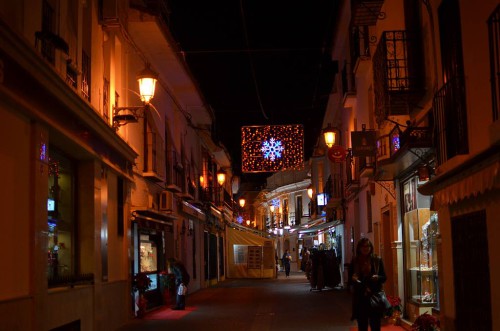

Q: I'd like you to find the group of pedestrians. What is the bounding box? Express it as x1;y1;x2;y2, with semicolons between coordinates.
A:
174;237;387;331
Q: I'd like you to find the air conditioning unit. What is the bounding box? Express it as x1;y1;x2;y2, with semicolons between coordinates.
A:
160;191;174;211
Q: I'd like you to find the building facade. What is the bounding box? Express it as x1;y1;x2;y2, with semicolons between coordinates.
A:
323;0;499;329
0;1;234;330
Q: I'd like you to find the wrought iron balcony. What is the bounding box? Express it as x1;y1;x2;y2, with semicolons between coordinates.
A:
143;131;165;182
376;125;433;180
342;61;356;107
345;150;360;195
166;150;183;192
433;75;469;166
350;25;372;73
359;156;375;178
373;30;425;125
199;186;233;211
351;0;385;26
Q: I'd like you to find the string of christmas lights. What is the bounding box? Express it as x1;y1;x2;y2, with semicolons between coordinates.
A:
241;124;304;172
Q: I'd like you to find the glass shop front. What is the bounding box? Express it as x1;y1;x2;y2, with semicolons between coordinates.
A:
402;176;439;321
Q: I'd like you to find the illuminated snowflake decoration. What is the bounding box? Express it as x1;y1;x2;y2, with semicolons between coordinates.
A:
261;138;284;161
236;215;243;224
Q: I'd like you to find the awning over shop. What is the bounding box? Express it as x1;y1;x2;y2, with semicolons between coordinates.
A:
180;201;206;221
132;209;176;231
418;146;500;207
210;205;223;219
226;226;276;279
298;219;341;236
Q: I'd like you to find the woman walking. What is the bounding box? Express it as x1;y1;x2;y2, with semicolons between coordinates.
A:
348;238;387;331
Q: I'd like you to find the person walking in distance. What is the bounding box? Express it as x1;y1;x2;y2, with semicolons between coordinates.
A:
348;238;387;331
300;246;310;273
282;249;292;278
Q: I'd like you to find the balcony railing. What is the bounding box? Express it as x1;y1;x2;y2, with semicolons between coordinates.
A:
199;186;232;211
433;75;468;166
351;25;371;69
359;156;375;178
373;30;424;125
342;61;356;103
346;151;360;190
488;5;500;121
351;0;385;26
143;131;165;182
166;150;183;192
375;125;433;179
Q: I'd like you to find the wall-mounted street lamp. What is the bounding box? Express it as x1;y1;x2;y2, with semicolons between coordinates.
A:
323;123;337;148
307;184;314;199
113;64;158;129
239;198;246;208
216;169;226;186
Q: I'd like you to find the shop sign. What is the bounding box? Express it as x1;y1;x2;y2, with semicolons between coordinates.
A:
351;131;377;157
328;145;347;163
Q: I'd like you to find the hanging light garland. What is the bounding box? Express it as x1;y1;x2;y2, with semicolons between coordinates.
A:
241;124;304;173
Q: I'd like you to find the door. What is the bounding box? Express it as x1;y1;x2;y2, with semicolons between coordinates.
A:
452;210;491;331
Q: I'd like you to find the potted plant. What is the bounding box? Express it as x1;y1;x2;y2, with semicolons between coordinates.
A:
159;271;176;305
132;272;152;318
386;295;403;324
411;312;440;331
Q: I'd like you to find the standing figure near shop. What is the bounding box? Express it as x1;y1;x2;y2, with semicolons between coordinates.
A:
172;279;187;310
348;238;387;331
300;246;310;273
168;258;190;310
282;249;292;278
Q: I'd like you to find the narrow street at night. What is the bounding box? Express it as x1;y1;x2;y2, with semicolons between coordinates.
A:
117;271;406;331
118;272;355;331
1;1;499;330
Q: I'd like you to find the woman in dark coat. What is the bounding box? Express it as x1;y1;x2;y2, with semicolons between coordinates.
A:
348;238;387;331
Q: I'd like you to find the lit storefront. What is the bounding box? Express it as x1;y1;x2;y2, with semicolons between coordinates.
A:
47;148;75;284
132;210;175;310
401;175;439;320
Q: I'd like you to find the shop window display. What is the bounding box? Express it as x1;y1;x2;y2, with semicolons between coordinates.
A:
403;178;439;318
140;234;159;290
47;149;75;282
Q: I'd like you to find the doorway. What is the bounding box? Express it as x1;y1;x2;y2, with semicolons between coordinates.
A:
452;210;491;330
381;207;395;296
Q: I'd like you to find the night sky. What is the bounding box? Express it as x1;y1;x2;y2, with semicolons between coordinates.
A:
167;0;339;186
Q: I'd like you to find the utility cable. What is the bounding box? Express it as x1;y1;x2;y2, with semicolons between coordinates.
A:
239;0;269;120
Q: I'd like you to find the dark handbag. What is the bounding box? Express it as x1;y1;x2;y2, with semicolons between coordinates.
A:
370;290;391;314
369;257;391;314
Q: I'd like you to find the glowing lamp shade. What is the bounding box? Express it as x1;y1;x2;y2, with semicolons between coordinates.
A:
270;205;275;213
307;185;313;199
216;169;226;186
137;65;158;104
239;198;246;208
323;124;336;148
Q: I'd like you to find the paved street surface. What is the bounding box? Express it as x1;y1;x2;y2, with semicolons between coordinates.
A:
117;271;356;331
